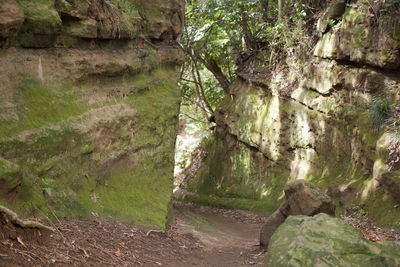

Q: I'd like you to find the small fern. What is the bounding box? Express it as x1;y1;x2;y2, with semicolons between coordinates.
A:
368;97;393;127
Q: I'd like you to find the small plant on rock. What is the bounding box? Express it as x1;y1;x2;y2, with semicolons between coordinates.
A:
368;97;393;128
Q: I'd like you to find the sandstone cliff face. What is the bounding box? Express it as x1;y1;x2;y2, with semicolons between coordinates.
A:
0;0;184;229
186;1;400;226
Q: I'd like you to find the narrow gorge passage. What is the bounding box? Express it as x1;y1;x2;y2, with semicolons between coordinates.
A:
1;0;400;266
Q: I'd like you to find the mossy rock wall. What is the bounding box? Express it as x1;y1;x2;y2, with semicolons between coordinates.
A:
0;0;184;229
185;1;400;226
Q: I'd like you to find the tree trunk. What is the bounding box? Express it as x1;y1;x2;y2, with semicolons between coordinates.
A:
201;57;231;94
260;0;269;22
240;8;258;51
278;0;285;20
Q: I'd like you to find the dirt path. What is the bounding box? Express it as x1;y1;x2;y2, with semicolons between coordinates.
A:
0;202;266;267
172;202;266;266
2;202;399;266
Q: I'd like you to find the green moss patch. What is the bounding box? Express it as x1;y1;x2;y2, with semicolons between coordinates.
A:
0;157;21;193
0;80;86;139
16;0;62;35
363;187;400;227
181;194;276;215
0;68;181;230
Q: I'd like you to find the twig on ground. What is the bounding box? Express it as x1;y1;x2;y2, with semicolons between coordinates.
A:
12;248;36;262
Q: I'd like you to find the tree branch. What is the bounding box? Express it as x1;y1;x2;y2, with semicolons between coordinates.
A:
240;7;258;51
182;112;208;124
198;56;231;94
182;95;211;122
181;78;201;85
191;57;215;114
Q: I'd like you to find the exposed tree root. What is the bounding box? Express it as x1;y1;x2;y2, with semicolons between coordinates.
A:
0;205;54;232
145;229;164;236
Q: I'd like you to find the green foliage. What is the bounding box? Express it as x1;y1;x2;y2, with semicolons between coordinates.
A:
184;0;276;70
177;156;189;170
327;18;338;28
368;98;393;127
181;0;317;128
180;69;225;109
182;0;271;126
380;0;400;12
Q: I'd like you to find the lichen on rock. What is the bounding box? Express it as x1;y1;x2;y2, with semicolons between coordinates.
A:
266;214;400;267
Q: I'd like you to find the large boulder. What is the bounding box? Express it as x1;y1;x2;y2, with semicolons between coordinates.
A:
266;214;400;267
260;179;335;247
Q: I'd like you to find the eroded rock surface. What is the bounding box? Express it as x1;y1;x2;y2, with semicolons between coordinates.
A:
185;0;400;227
0;0;184;229
314;3;400;69
0;0;24;45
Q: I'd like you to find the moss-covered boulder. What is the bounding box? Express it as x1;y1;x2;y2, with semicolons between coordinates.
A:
266;214;400;267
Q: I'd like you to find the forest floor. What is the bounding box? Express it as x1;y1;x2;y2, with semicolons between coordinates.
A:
1;201;400;267
0;201;266;267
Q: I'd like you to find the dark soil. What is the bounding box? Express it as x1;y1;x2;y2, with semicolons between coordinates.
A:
340;215;400;243
2;201;399;267
0;202;266;267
